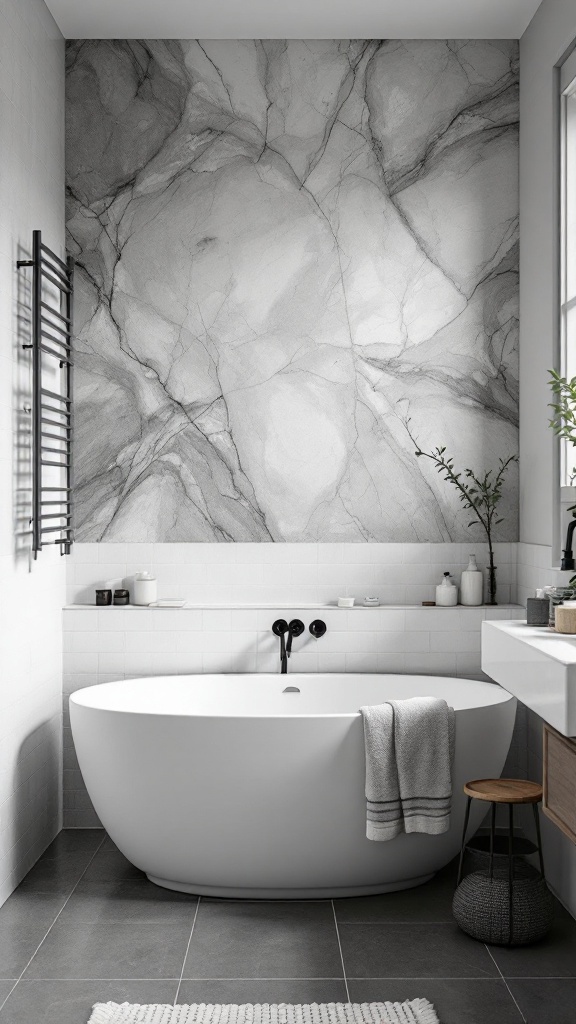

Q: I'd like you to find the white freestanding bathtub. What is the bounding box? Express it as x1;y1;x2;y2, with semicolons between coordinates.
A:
70;673;516;898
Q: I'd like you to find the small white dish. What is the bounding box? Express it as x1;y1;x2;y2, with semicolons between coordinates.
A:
151;599;187;608
338;597;355;607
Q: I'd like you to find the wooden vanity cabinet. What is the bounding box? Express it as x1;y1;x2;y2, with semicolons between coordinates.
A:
543;724;576;843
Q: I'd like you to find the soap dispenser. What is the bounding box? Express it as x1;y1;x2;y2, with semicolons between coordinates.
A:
436;571;458;607
460;554;483;606
132;571;157;606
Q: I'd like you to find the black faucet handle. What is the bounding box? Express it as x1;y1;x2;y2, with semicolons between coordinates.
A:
272;619;289;636
288;619;305;636
309;619;327;638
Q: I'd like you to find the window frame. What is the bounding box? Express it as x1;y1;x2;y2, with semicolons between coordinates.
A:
560;49;576;487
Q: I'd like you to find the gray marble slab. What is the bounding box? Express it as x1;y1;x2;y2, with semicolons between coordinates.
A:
66;39;519;542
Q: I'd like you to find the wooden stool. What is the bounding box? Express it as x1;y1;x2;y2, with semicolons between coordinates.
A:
457;778;545;945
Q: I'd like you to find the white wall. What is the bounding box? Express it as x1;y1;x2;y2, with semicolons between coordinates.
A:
520;0;576;547
520;0;576;918
67;541;517;608
0;0;65;904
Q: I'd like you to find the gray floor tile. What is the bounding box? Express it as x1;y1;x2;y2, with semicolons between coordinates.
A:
0;984;16;1008
335;865;457;924
48;830;105;854
81;845;145;883
178;980;349;1003
507;979;576;1023
183;901;343;980
15;845;101;895
59;879;197;924
0;980;177;1024
0;893;68;978
339;923;499;978
489;908;576;978
348;979;523;1024
23;918;191;980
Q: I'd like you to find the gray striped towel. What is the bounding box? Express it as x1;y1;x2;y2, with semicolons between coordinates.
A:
361;697;455;841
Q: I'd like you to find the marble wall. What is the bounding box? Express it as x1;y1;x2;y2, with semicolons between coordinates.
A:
66;39;519;543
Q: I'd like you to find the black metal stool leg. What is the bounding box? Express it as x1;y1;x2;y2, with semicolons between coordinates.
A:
508;803;514;945
532;802;545;880
457;796;472;885
489;802;496;879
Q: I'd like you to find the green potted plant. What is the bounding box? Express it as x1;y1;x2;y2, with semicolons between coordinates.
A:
407;423;517;605
549;369;576;484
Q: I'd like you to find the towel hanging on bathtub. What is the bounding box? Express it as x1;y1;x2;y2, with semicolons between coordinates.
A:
361;697;455;841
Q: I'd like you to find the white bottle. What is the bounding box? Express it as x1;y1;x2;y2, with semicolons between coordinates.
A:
460;554;483;606
132;571;157;606
436;571;458;607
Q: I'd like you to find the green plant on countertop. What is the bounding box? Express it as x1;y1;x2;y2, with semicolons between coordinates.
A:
406;422;518;605
549;369;576;488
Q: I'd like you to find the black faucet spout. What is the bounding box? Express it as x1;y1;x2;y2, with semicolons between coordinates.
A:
561;519;576;571
272;619;289;674
280;634;287;674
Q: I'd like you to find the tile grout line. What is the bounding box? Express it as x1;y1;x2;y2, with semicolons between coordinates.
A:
174;896;201;1005
6;977;351;983
336;920;454;926
8;975;571;982
331;900;350;1003
484;945;527;1023
3;975;558;981
0;834;107;1014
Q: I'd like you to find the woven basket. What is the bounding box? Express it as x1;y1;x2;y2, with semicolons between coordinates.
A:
452;869;554;946
463;834;535;878
464;842;537;880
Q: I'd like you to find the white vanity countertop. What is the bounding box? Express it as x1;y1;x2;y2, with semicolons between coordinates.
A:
484;619;576;663
482;619;576;736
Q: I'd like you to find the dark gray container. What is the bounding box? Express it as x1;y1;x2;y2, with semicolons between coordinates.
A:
526;597;550;626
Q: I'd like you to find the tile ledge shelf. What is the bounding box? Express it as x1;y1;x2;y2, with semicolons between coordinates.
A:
64;603;524;611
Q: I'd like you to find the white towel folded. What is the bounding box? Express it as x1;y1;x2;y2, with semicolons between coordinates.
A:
361;696;455;841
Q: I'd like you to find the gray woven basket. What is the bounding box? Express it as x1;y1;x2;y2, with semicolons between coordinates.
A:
453;869;554;946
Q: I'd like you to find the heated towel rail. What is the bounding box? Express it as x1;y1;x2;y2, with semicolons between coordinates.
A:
18;230;74;556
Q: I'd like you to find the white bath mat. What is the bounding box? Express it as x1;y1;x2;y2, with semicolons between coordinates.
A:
87;1001;440;1024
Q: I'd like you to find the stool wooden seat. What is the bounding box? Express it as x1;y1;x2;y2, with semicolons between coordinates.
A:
463;779;543;804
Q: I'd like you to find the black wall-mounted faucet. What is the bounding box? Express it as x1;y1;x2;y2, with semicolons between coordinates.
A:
272;619;305;673
561;520;576;570
272;618;327;673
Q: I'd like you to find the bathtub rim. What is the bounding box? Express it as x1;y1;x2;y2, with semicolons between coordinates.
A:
69;672;515;719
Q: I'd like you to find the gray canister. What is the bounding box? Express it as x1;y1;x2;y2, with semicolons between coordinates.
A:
526;597;550;626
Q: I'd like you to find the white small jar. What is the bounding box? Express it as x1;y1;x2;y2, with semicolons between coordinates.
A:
132;571;157;606
436;571;458;607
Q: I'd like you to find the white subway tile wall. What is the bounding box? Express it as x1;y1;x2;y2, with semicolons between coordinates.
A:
67;542;516;607
516;542;574;607
62;541;521;824
0;0;65;904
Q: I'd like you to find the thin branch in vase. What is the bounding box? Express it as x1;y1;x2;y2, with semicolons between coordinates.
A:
404;418;517;605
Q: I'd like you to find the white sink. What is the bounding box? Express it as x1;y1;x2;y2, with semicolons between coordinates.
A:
482;619;576;737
